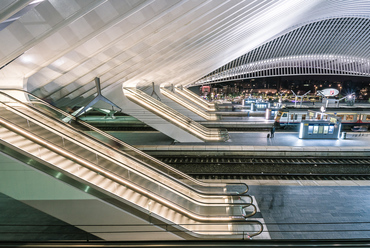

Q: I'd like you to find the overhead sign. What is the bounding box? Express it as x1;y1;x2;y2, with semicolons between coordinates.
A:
317;88;339;97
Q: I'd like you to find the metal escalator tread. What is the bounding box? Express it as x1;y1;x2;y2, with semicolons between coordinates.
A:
0;132;22;144
39;147;62;161
104;179;118;192
0;124;99;185
0;128;71;172
2;115;228;220
48;154;74;166
13;124;61;145
5;108;197;197
58;161;189;227
42;152;78;172
10;138;40;154
0;133;24;144
136;192;150;207
1;106;262;237
7;107;246;212
115;183;131;198
74;167;98;181
89;173;108;186
0;118;161;201
0;129;36;151
59;160;84;175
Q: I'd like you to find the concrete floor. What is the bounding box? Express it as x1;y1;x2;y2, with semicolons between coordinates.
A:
105;125;370;148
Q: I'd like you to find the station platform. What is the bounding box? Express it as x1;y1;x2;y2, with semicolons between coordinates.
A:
227;182;370;240
100;108;370;241
108;130;370;157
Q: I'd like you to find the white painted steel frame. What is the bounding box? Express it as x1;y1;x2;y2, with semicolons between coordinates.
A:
193;17;370;86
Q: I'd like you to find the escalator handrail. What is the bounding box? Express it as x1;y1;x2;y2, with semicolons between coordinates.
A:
123;88;228;141
124;92;225;141
180;87;217;109
0;89;249;195
0;89;244;194
160;87;218;120
5;89;242;193
0;114;254;223
0;133;264;238
124;88;216;135
0;98;254;208
128;87;227;139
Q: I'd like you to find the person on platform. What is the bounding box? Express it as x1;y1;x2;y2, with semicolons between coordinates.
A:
270;125;275;138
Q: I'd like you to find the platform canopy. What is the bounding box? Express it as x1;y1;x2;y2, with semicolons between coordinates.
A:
0;0;370;106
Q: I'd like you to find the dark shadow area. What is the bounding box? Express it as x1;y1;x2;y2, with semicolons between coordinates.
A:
0;192;101;241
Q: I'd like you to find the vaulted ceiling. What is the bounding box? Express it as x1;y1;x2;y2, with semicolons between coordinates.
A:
1;0;370;106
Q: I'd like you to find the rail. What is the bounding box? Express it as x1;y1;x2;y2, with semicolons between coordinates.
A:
0;112;263;238
0;89;245;196
0;124;263;239
0;107;263;237
0;98;255;222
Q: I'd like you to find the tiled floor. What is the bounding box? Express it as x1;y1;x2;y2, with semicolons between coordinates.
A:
107;130;370;158
250;185;370;239
205;179;370;240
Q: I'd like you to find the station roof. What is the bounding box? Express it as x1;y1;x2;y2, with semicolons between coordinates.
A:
0;0;370;105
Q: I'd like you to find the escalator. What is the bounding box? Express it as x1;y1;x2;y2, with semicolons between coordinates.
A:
0;89;263;240
175;87;219;112
123;87;229;142
160;86;219;121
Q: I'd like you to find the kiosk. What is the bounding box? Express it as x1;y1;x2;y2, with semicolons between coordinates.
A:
251;102;270;111
299;110;341;139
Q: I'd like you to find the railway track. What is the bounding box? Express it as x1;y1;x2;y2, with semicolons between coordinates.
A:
190;173;370;181
153;156;370;178
156;156;370;166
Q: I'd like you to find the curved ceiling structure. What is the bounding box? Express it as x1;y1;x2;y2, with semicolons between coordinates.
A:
0;0;370;105
194;17;370;86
